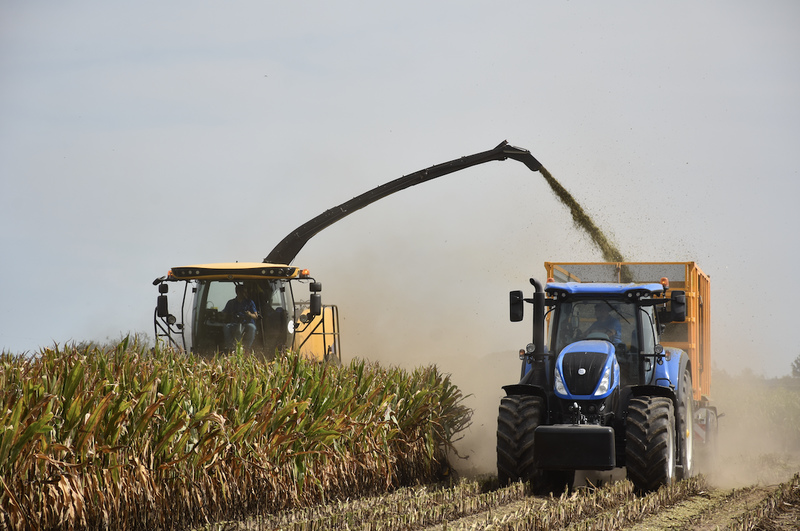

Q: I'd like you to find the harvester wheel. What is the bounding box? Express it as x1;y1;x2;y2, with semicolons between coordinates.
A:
625;396;676;492
677;369;694;479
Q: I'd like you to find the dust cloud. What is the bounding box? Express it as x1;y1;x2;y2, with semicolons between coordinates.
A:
705;370;800;488
316;241;520;475
333;296;521;476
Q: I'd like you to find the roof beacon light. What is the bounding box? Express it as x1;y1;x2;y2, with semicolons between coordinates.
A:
660;277;670;289
300;269;311;278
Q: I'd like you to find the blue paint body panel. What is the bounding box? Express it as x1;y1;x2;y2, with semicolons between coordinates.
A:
554;340;620;400
547;282;664;296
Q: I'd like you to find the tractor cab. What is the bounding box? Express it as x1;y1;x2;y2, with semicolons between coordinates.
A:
153;262;340;362
543;282;671;394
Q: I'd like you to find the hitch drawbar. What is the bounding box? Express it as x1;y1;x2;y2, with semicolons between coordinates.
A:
534;425;616;470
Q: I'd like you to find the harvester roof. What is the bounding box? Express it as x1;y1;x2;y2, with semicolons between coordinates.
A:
166;262;309;281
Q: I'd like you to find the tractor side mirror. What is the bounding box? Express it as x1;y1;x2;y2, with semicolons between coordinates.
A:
310;282;322;293
510;290;524;322
670;291;686;322
309;293;322;316
157;295;169;318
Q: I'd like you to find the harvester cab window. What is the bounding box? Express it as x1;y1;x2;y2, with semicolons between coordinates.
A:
203;282;236;316
192;281;241;354
257;280;294;356
190;279;296;356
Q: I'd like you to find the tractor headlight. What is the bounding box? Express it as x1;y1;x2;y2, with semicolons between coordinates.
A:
554;369;567;395
594;365;612;396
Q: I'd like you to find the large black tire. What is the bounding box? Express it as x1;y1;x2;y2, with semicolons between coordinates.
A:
497;395;541;486
496;395;573;493
625;396;676;492
677;369;694;479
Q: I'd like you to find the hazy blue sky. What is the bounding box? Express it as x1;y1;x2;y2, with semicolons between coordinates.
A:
2;2;799;383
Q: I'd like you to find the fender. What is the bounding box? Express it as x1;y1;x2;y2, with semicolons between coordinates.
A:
653;347;685;391
627;349;690;416
675;350;692;402
502;383;549;403
629;384;676;402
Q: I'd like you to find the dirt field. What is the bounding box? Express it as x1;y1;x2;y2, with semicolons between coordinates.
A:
418;470;800;531
204;465;800;530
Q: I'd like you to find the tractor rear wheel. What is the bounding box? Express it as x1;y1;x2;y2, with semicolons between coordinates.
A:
677;369;694;479
625;396;676;491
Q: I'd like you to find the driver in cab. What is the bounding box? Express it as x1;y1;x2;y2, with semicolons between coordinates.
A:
586;303;622;344
223;285;259;349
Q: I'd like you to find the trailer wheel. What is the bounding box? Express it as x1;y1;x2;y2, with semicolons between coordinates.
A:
496;395;572;493
677;369;694;479
625;396;676;492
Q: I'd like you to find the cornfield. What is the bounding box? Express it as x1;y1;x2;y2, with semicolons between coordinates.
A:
0;339;472;530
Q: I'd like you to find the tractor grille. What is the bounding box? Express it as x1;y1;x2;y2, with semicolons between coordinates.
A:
562;351;609;395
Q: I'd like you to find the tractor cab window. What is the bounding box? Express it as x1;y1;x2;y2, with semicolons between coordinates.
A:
553;299;636;355
553;299;639;386
638;305;657;355
635;305;658;385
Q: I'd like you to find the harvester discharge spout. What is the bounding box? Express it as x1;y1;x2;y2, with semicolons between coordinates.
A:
264;140;542;265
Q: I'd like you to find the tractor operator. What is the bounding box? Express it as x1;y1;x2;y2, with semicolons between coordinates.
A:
586;303;622;344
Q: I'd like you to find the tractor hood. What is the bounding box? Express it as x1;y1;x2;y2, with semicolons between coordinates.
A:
554;340;619;400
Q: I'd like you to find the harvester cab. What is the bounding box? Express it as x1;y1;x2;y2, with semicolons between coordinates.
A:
153;262;341;362
498;262;717;493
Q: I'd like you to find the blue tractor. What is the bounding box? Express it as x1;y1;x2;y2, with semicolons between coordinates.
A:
497;262;715;492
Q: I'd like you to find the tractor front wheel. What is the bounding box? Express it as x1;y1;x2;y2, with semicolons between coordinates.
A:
497;395;541;486
625;396;676;491
496;395;572;493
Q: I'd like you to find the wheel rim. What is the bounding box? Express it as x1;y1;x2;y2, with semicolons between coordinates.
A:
685;393;694;473
667;420;675;483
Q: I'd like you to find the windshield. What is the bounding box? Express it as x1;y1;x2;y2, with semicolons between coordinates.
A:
550;298;663;387
551;299;636;354
191;279;295;355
